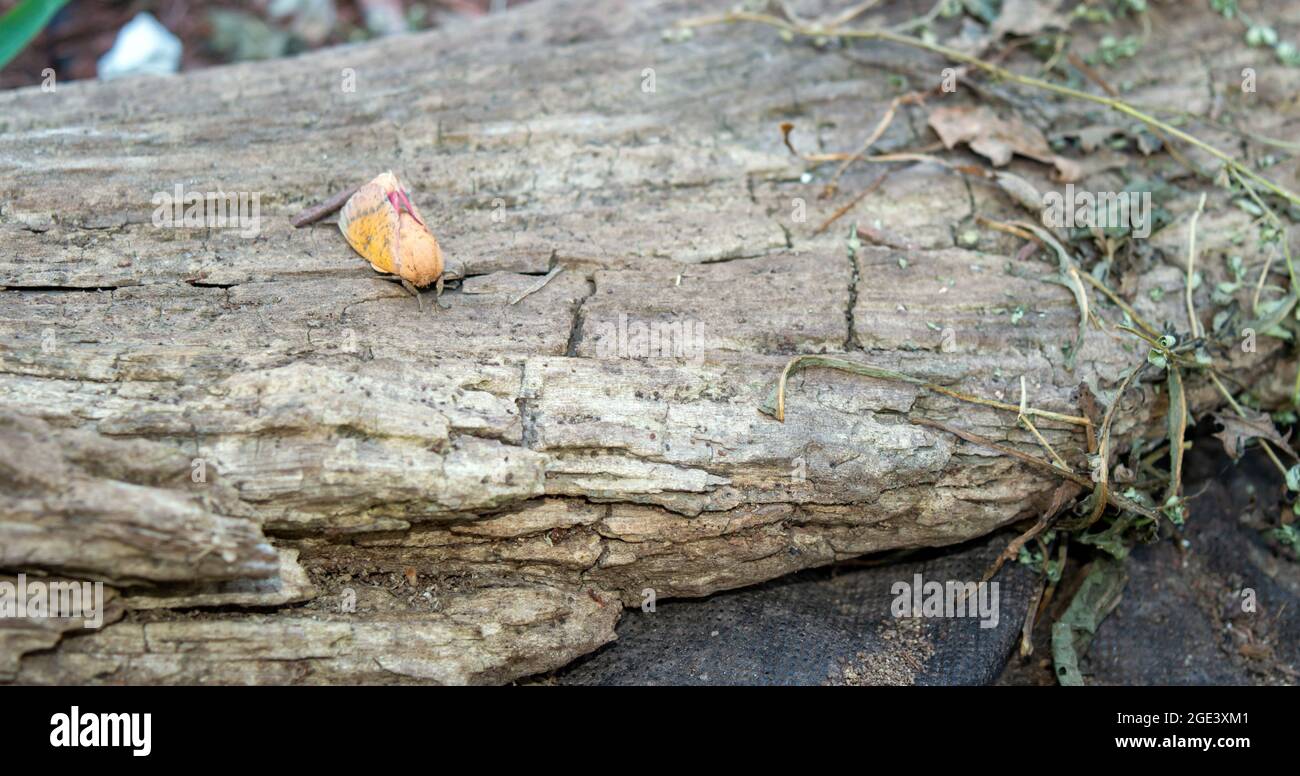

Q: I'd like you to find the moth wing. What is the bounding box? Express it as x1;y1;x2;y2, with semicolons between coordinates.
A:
403;187;428;226
338;181;400;275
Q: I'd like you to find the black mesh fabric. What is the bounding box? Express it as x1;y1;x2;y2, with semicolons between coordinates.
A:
1081;445;1300;684
556;532;1037;685
556;442;1300;685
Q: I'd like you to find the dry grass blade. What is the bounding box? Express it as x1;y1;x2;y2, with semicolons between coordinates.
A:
1011;220;1090;366
1185;192;1208;340
509;266;564;305
764;354;1091;428
1165;366;1187;506
1087;361;1146;528
1019;375;1071;471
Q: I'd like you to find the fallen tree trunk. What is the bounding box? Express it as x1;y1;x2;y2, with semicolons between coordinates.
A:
1;0;1297;683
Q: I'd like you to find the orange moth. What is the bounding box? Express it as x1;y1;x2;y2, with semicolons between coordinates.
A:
337;171;444;305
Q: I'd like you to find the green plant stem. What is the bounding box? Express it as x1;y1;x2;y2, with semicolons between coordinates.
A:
768;354;1092;427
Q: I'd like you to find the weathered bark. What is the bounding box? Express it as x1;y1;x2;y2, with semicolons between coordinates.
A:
1;0;1297;683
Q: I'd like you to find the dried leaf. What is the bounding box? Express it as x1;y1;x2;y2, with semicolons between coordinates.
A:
1052;556;1127;686
1063;124;1123;153
993;171;1043;214
944;18;994;57
991;0;1067;39
928;105;1081;181
1164;367;1187;502
1212;408;1296;461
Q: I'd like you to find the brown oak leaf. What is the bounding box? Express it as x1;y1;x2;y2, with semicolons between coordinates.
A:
928;105;1082;181
1212;408;1297;461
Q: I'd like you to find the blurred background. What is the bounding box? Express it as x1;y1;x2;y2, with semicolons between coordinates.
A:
0;0;531;89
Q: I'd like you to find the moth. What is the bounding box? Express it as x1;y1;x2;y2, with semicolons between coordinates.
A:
292;171;449;310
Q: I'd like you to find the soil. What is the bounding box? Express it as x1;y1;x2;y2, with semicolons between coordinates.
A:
1000;432;1300;685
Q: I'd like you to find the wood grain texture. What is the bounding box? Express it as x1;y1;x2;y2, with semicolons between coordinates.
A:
1;0;1297;683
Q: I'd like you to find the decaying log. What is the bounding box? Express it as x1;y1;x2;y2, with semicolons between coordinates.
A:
0;414;276;583
1;0;1297;683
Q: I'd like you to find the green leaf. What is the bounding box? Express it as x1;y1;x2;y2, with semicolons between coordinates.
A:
1162;495;1186;526
1244;292;1297;336
1276;41;1300;67
1052;557;1128;686
1286;464;1300;493
961;0;997;23
1076;512;1135;559
1276;523;1300;548
0;0;70;71
1235;198;1264;217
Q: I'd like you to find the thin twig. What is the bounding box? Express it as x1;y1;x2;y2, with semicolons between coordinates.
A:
1080;273;1160;338
1010;220;1091;362
291;184;361;228
1185;192;1208;340
1232;167;1298;302
987;519;1050;585
1019;376;1071;472
1020;580;1046;657
509;266;564;305
813;170;891;235
1250;249;1276;315
980;481;1082;595
1087;361;1146;527
770;354;1091;428
822;92;923;197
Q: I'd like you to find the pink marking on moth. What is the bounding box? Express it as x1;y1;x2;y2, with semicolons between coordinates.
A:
387;189;425;226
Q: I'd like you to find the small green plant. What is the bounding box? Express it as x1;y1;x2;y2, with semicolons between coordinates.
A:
0;0;69;71
1088;34;1143;66
1073;0;1147;24
1211;0;1300;66
1275;523;1300;550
